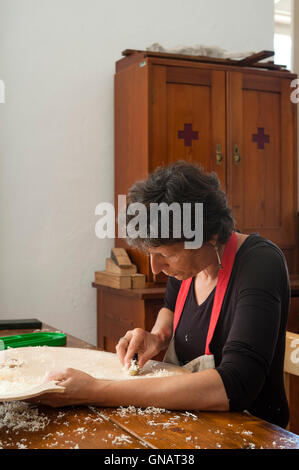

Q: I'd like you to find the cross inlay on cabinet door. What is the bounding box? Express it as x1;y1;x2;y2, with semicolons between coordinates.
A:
178;124;199;147
252;127;270;150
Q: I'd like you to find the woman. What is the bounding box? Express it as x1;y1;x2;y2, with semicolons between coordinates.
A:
37;162;290;428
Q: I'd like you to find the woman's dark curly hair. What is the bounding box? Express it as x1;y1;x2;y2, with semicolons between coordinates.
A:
124;161;235;249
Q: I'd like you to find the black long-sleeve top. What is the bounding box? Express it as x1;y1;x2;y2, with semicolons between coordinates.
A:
163;234;290;428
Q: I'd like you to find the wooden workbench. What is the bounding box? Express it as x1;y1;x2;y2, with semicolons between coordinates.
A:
0;325;298;450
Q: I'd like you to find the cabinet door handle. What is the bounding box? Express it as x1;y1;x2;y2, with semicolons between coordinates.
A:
233;145;241;164
216;144;223;164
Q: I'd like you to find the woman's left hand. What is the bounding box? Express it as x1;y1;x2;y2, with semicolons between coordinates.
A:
28;368;106;408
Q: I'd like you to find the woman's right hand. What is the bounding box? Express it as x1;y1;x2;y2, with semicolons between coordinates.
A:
115;328;165;369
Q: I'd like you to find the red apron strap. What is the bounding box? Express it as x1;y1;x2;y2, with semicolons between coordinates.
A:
172;231;238;355
173;277;192;334
205;231;238;355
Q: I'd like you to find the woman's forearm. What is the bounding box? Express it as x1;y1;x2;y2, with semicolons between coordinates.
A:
99;308;229;411
93;369;229;411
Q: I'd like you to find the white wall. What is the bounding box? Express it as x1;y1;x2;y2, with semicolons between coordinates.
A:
0;0;274;345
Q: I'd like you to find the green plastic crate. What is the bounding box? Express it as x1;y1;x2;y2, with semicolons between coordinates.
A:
0;332;66;350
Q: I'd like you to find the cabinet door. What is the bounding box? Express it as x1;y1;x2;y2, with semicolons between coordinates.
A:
228;72;297;270
150;65;227;190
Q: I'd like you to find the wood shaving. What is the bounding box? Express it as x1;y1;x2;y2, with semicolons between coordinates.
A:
111;434;133;445
247;443;256;449
114;406;170;417
0;401;49;431
16;442;27;449
181;412;198;420
146;369;175;377
128;358;139;376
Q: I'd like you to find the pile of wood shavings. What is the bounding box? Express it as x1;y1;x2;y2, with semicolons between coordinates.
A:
111;434;133;445
114;406;200;420
0;401;49;431
121;366;178;378
146;369;176;377
114;405;171;417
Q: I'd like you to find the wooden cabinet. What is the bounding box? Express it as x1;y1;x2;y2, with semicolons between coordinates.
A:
114;50;298;281
229;73;298;268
